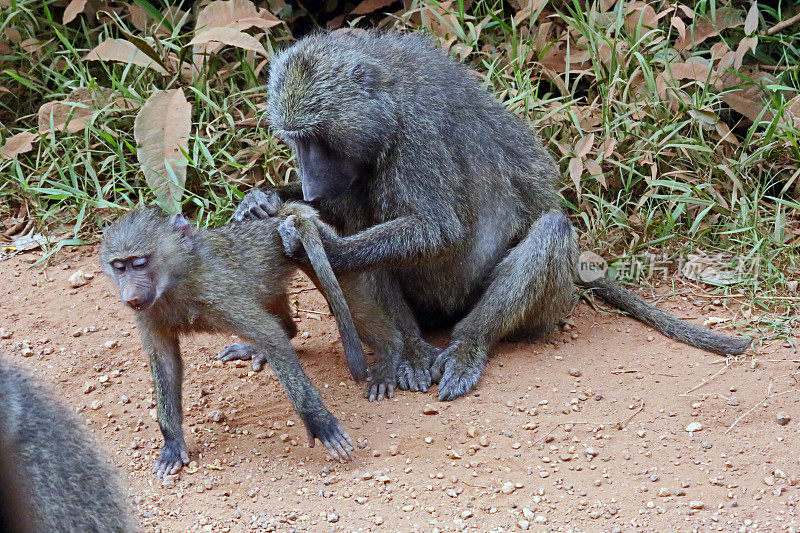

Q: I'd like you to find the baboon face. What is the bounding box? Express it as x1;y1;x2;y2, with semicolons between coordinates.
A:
267;40;398;202
100;208;193;312
107;255;157;310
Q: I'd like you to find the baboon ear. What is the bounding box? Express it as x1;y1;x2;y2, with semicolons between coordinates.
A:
170;214;193;238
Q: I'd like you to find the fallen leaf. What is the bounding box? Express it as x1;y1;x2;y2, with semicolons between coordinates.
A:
625;1;658;34
196;0;281;31
63;0;87;24
574;133;594;159
134;89;192;213
0;131;38;159
744;2;759;34
784;94;800;128
190;26;268;57
351;0;396;15
674;7;742;51
568;157;583;195
84;39;168;75
670;15;686;39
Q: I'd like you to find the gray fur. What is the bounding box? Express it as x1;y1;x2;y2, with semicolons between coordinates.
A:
237;30;750;402
0;359;132;532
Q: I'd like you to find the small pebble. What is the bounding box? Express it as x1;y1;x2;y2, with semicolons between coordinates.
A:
422;404;438;415
685;422;703;433
68;269;91;288
777;412;791;426
568;368;582;377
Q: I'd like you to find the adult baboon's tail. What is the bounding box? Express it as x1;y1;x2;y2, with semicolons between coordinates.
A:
579;277;751;355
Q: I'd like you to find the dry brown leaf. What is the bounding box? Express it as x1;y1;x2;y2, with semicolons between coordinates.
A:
568;157;583;195
574;133;594;159
190;27;268;56
196;0;281;31
674;7;742;51
584;159;605;188
600;138;616;159
128;4;149;32
351;0;396;15
625;1;658;34
133;89;192;214
513;0;547;26
0;131;38;160
715;121;739;145
785;95;800;128
744;2;759;35
709;41;729;60
676;4;694;19
670;16;686;39
5;27;21;43
63;0;87;24
84;39;168;74
36;87;130;134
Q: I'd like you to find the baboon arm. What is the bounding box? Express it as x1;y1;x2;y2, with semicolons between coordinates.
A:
315;214;464;272
269;182;303;202
139;326;184;445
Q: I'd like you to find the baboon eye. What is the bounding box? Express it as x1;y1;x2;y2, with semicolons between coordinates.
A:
111;261;125;271
132;257;148;269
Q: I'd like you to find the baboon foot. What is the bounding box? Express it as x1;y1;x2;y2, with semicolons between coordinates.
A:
277;215;305;259
365;358;398;402
216;343;269;372
397;340;438;392
430;341;488;401
304;413;354;462
153;439;189;478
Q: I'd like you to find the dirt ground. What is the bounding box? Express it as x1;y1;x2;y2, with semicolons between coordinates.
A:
1;247;798;533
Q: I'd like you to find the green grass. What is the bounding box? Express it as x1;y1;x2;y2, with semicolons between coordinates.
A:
1;0;799;341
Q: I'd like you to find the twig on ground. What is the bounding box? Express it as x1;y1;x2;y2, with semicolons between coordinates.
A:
724;383;799;435
297;308;331;316
614;402;645;430
765;11;800;36
681;359;734;396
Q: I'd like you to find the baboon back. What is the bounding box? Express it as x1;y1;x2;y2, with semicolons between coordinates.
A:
0;360;132;533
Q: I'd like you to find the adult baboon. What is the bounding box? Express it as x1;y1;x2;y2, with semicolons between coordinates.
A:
237;30;750;401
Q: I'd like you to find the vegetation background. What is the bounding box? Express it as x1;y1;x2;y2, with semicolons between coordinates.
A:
0;0;798;342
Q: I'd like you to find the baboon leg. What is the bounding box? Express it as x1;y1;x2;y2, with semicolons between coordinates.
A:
141;327;190;477
267;295;298;339
237;311;353;461
339;273;403;401
377;274;440;393
218;297;297;365
431;211;576;401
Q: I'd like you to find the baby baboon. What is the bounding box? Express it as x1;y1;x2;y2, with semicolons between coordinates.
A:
0;359;132;532
236;30;751;401
101;203;400;475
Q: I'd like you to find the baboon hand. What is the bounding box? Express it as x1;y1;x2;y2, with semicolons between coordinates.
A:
216;343;269;372
234;189;282;222
278;215;308;261
305;414;354;462
431;341;488;401
153;439;189;478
